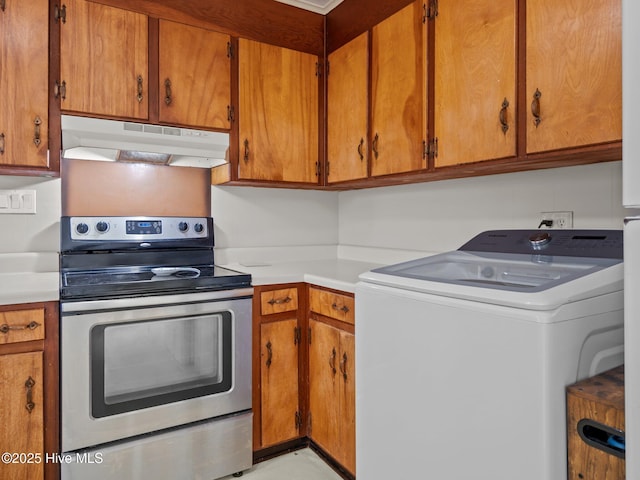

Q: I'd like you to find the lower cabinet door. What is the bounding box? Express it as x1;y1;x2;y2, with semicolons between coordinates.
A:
0;351;44;480
260;318;300;447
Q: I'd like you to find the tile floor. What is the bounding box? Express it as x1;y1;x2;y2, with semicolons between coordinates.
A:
221;448;343;480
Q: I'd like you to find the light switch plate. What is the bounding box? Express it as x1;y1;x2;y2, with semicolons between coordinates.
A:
0;190;37;214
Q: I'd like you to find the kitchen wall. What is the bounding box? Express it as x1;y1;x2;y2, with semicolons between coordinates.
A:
0;175;61;254
212;161;627;265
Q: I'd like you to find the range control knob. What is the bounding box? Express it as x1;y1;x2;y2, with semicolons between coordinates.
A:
96;221;109;233
178;221;189;232
529;231;551;249
194;223;204;233
76;223;89;235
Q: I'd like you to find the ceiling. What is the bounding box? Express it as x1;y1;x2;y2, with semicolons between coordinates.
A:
274;0;344;14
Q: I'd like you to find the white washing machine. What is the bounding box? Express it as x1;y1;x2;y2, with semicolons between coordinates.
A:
355;230;624;480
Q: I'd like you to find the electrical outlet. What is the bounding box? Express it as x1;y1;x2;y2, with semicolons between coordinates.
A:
540;211;573;229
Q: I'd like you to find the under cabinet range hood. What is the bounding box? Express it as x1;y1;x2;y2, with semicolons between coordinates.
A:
61;115;229;168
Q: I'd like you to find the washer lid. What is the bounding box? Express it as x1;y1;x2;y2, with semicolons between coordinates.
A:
369;250;620;293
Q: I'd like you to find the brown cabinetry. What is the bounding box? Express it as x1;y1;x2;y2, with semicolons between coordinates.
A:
238;39;319;184
59;0;149;120
253;285;305;450
525;0;621;154
0;303;59;480
0;0;50;172
308;286;355;475
158;20;231;130
434;0;516;167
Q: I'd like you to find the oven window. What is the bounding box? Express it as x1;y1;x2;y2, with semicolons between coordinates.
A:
90;312;232;418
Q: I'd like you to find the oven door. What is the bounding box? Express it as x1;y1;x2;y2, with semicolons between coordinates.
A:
61;288;252;452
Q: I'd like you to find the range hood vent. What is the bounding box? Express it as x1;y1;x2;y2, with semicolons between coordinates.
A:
61;115;229;168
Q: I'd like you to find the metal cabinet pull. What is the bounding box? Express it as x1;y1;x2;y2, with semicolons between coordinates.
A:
33;116;42;147
531;88;542;127
164;79;172;106
265;341;273;368
25;377;36;413
331;302;349;314
0;321;41;334
339;352;348;381
137;75;144;103
0;133;5;155
268;296;291;306
357;138;364;161
499;98;509;134
372;133;379;159
329;347;337;375
243;139;250;162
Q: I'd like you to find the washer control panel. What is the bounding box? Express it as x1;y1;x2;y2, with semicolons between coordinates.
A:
69;216;209;241
459;229;623;259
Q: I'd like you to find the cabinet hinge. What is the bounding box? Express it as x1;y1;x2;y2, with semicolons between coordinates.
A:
315;62;323;78
425;0;438;21
326;161;330;178
294;326;301;345
227;42;234;59
315;161;320;177
54;4;67;23
54;80;67;101
426;137;438;160
227;105;235;123
295;411;301;430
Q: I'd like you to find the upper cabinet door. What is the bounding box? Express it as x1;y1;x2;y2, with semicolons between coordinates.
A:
370;0;427;177
434;0;516;167
238;39;319;183
60;0;148;120
0;0;49;169
327;32;369;184
526;0;622;153
158;21;231;130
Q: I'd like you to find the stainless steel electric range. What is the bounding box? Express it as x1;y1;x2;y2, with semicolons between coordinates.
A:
59;216;253;480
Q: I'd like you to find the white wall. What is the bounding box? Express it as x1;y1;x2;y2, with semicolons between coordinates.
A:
0;176;61;254
339;161;626;255
211;185;340;263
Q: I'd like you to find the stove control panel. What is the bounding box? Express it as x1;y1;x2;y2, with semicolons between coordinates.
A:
69;216;209;241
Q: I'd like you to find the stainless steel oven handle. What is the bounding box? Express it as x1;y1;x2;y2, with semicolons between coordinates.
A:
61;287;254;314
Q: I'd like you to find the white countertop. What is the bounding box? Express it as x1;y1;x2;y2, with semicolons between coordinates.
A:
0;253;59;306
223;259;385;293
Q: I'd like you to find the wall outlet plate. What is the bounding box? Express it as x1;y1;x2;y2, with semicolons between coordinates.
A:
540;211;573;229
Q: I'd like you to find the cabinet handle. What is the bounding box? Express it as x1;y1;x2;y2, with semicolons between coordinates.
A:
25;376;36;413
329;347;337;375
531;88;542;127
268;296;291;306
33;116;42;147
164;78;172;106
265;341;273;368
357;138;364;161
331;302;350;314
243;138;250;162
339;352;348;381
137;75;144;103
0;133;4;155
0;320;41;334
499;98;509;134
372;133;379;159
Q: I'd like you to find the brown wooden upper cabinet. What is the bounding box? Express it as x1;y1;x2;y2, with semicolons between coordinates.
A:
370;0;427;177
525;0;622;154
238;39;319;184
59;0;149;120
158;20;231;130
433;0;517;167
327;33;369;184
0;0;50;170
